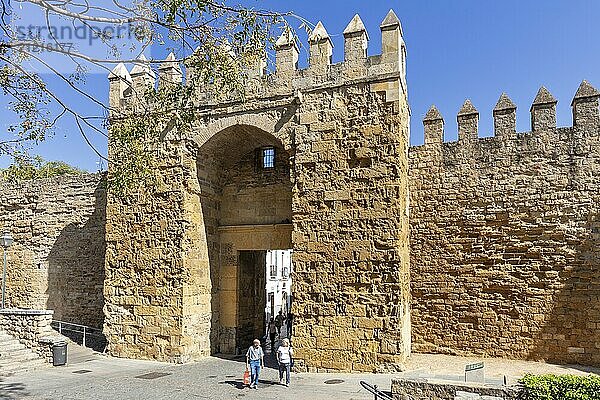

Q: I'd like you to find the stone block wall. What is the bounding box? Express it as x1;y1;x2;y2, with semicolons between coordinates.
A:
391;379;518;400
103;140;212;363
106;10;411;371
0;174;106;328
0;309;64;363
291;83;410;372
220;148;292;226
5;11;598;371
409;85;600;365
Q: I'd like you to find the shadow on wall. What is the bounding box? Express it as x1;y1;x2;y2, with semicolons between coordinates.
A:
46;179;107;329
528;212;600;367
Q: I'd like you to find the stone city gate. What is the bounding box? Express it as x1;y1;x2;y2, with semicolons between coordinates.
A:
195;121;294;355
104;10;411;372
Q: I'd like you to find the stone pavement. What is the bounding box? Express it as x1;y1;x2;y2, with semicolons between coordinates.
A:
402;353;600;386
1;349;599;400
0;351;391;400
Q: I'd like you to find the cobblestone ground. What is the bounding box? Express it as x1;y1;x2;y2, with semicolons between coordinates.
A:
2;348;598;400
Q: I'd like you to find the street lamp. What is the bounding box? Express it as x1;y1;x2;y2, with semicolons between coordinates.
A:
1;232;13;309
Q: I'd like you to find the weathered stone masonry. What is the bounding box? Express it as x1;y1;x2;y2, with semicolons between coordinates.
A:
410;83;600;365
0;174;106;328
4;10;600;371
104;10;410;371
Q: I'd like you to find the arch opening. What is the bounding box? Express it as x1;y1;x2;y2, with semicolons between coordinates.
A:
195;124;293;355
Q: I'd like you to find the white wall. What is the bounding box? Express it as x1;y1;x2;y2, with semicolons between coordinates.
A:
265;249;292;323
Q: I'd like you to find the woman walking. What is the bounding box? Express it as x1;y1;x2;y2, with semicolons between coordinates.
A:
276;338;293;387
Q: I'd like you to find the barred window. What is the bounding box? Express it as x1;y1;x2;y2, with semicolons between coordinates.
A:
262;147;275;169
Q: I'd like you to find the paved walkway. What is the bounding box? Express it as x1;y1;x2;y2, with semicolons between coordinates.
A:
1;349;599;400
402;353;599;386
0;354;390;400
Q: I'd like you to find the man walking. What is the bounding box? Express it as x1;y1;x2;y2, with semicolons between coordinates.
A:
274;310;284;337
245;339;264;389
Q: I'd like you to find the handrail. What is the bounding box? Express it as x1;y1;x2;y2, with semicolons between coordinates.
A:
52;320;104;349
53;320;102;331
360;381;394;400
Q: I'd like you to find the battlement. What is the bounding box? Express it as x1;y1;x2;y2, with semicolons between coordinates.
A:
418;81;600;148
409;81;600;368
108;10;406;111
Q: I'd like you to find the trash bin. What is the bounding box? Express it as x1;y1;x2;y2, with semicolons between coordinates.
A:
52;341;67;366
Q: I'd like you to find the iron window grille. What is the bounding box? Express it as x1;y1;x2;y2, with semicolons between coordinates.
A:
262;147;275;169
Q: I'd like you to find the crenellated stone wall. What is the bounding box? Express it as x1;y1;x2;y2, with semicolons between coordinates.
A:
105;10;410;371
0;174;106;328
410;82;600;365
2;10;600;371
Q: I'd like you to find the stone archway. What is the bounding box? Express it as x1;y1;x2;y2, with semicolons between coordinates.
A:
194;124;293;354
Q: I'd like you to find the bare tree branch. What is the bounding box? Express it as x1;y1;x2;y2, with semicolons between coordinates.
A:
1;0;296;191
1;55;108;155
20;0;134;24
74;115;107;161
22;49;108;112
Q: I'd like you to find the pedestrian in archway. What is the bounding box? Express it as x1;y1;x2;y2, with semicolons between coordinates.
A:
277;338;293;387
274;310;284;337
245;339;264;389
268;318;277;353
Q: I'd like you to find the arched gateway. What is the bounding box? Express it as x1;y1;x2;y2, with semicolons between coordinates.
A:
104;10;411;372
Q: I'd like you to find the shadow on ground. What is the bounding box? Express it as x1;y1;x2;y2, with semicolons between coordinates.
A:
214;351;282;370
214;327;292;371
0;378;28;400
219;379;285;391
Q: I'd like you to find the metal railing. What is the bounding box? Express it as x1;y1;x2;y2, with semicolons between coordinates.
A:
51;320;106;352
360;381;394;400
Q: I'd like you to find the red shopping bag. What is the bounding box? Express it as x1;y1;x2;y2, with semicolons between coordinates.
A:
243;370;250;386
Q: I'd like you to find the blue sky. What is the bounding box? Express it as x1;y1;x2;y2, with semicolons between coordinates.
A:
2;1;600;171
